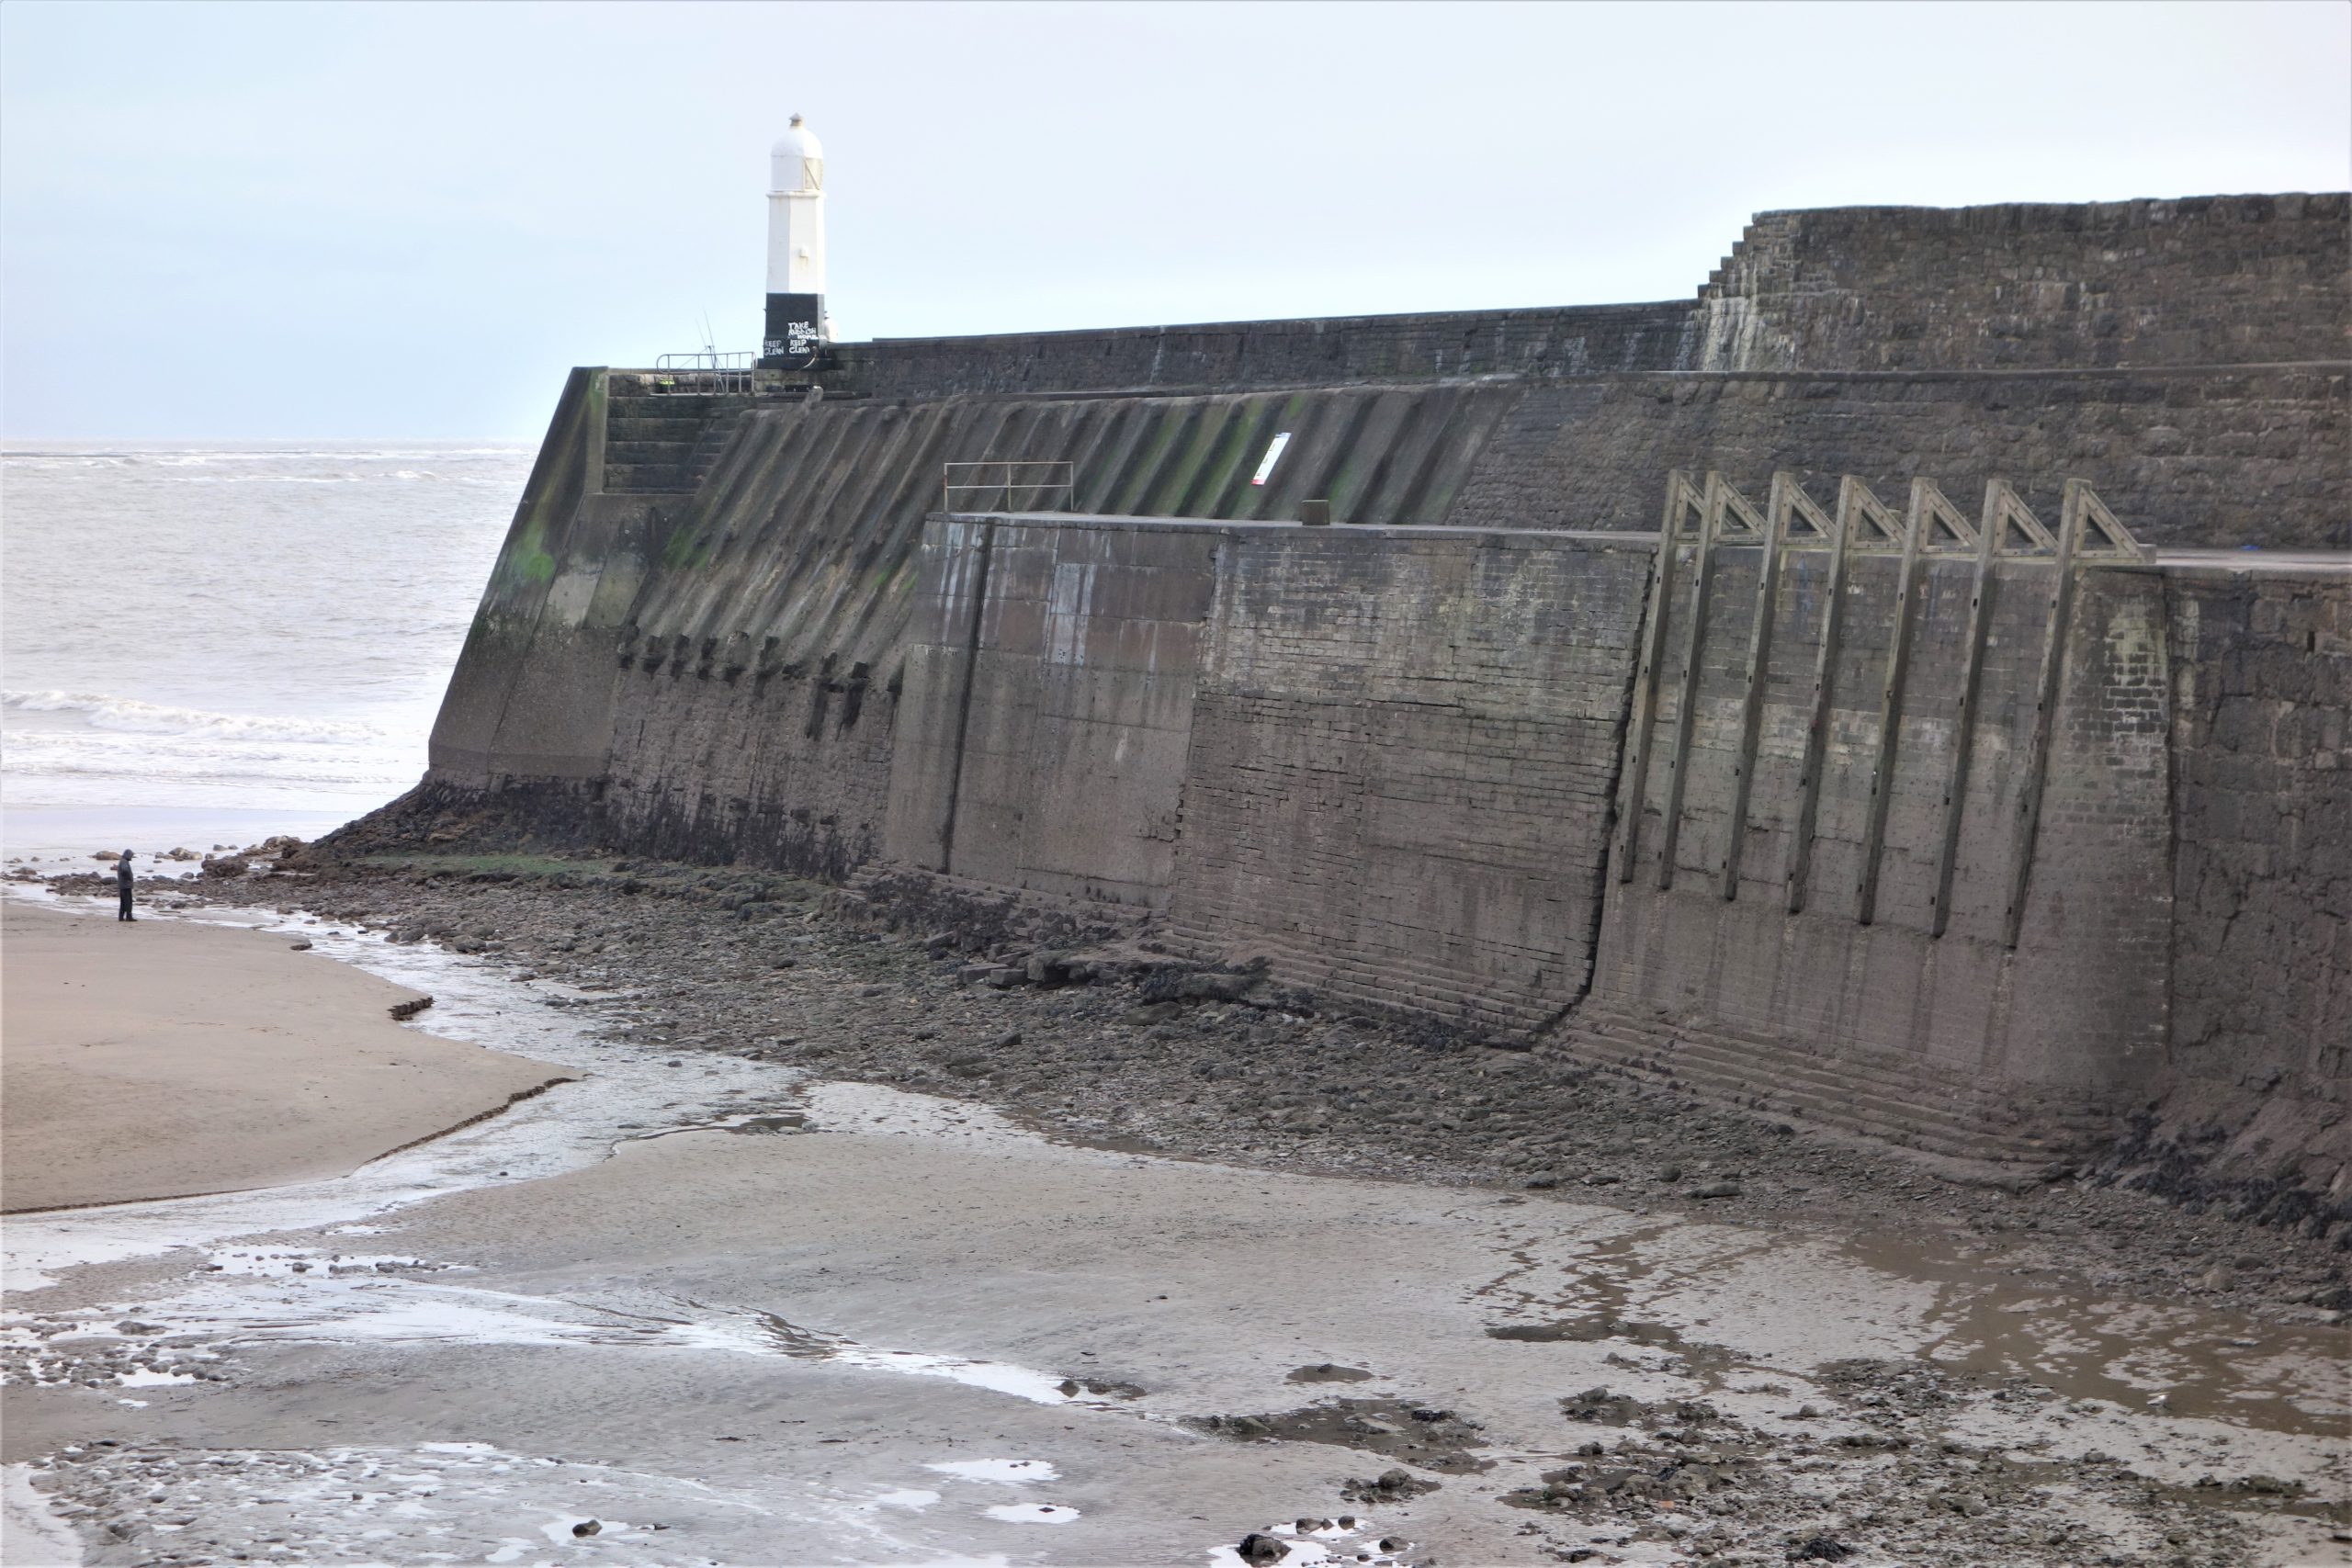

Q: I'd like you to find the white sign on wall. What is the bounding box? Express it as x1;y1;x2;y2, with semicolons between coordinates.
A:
1250;432;1293;486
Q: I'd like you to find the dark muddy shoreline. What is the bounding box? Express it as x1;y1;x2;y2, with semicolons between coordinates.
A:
44;835;2347;1335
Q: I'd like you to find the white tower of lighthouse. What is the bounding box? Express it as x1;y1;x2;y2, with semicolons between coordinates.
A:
762;114;828;367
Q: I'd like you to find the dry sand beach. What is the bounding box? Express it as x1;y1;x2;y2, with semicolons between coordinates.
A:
3;902;572;1213
0;857;2346;1567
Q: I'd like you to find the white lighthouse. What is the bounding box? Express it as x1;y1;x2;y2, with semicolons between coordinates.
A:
762;114;828;367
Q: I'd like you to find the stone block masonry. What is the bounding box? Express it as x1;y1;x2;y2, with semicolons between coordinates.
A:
1578;473;2177;1163
865;499;2274;1175
1691;195;2350;372
888;519;1222;907
2154;567;2351;1202
435;380;1526;878
831;301;1700;398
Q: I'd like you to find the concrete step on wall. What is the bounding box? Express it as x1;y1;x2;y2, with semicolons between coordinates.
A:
604;462;701;494
603;395;754;495
1568;1022;2027;1158
1555;1034;2029;1168
1565;1021;2104;1168
1697;213;1802;301
605;393;736;417
607;416;711;443
1572;1011;2111;1156
1161;917;1561;1033
605;440;699;466
1553;1006;2104;1170
681;410;751;491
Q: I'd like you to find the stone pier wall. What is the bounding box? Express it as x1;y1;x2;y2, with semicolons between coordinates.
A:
1450;367;2346;550
1690;195;2350;372
1162;528;1651;1032
413;192;2350;1196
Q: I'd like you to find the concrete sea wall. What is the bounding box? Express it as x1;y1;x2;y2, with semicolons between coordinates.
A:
883;518;1654;1032
435;377;1532;876
865;500;2196;1168
413;194;2351;1209
835;300;1701;396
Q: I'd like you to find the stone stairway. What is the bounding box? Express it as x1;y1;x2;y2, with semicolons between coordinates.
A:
604;392;753;494
1547;1002;2112;1176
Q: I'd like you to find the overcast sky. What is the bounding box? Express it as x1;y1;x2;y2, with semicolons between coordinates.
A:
3;0;2346;439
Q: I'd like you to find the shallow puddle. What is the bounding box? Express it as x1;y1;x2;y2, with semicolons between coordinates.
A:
1844;1227;2351;1436
1479;1206;2348;1442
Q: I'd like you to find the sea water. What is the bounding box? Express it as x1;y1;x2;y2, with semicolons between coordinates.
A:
1;442;530;860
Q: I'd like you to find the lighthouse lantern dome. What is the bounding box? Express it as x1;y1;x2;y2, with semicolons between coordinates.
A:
770;114;824;195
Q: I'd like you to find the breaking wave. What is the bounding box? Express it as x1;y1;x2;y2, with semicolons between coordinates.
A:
0;447;528;483
4;439;526;814
3;691;386;744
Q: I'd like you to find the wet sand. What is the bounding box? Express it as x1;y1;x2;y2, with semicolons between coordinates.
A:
6;1077;2346;1565
0;903;571;1213
3;875;2346;1566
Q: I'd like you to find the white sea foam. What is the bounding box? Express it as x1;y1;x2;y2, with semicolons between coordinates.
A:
169;472;370;484
4;691;388;744
3;446;528;464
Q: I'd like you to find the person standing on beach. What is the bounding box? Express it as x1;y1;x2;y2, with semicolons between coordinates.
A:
116;850;135;921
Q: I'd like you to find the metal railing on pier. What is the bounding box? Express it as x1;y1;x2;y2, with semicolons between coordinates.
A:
655;351;754;369
649;352;755;395
942;460;1075;513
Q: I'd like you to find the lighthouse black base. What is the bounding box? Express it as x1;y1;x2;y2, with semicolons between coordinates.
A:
761;292;825;368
